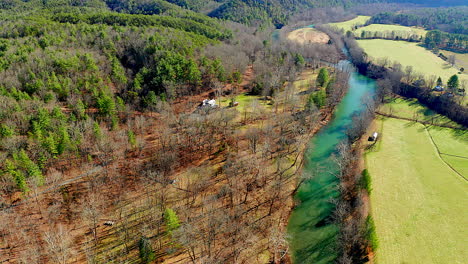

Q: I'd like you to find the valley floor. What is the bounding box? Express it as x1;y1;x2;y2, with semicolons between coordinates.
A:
365;116;468;263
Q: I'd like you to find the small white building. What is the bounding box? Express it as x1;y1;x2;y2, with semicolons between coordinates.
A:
434;86;444;92
369;132;378;141
202;99;217;108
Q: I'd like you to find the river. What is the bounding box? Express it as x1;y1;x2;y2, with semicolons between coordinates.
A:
287;59;376;262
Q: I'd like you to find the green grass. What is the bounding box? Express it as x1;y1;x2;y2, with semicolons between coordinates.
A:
379;98;461;127
428;126;468;177
328;16;371;32
357;39;468;84
441;155;468;178
220;93;269;113
366;117;468;264
427;126;468;157
354;24;427;38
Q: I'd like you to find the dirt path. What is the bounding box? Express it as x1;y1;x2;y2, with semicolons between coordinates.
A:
423;124;467;181
375;113;467;180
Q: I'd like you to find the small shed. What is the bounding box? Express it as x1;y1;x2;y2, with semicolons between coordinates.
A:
434;86;444;92
202;99;217;108
368;132;378;141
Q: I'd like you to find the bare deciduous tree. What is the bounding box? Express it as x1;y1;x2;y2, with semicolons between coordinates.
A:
43;225;73;264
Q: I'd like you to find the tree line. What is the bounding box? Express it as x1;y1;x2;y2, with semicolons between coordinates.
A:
424;30;467;53
369;6;468;35
344;34;468;126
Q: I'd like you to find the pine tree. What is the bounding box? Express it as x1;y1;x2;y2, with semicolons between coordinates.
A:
447;74;459;92
43;134;59;156
17;150;44;185
5;159;28;192
57;126;71;155
0;124;14;138
317;68;330;87
138;236;155;263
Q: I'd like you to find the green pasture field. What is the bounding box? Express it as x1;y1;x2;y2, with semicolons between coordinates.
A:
378;98;461;127
328;16;370;32
365;117;468;264
357;39;467;84
354;24;427;38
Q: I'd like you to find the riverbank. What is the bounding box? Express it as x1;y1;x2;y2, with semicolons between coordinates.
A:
288;69;376;263
343;36;468;127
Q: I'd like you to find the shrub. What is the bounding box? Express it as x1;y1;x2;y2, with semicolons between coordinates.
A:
312;90;326;108
0;124;14;138
360;169;372;194
365;216;378;250
164;208;180;233
127;130;136;148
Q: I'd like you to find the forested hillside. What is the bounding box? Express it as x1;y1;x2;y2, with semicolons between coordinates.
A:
370;6;468;34
0;0;349;263
0;0;233;195
209;0;467;28
1;0;466;263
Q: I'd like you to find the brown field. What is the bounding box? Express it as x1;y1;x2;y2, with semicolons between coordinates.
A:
287;28;330;45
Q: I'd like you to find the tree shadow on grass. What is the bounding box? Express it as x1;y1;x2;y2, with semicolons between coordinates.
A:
403;120;419;128
293;233;338;264
428;125;468;141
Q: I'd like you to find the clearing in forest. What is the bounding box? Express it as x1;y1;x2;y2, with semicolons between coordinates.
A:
365;117;468;264
287;27;330;44
357;39;468;84
328;16;371;32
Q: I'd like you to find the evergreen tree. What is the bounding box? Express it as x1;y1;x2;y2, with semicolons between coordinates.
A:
43;134;59;156
5;159;28;192
312;90;326;108
138;236;155;264
447;74;459;92
317;68;329;88
0;124;14;138
17;149;44;185
294;53;305;66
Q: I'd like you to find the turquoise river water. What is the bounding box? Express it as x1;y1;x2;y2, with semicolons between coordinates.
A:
287;60;376;263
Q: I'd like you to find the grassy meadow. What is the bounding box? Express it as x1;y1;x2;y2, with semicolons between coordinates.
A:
357;39;468;84
379;98;462;127
354;24;427;38
365;116;468;264
328;16;370;32
378;98;467;175
427;126;468;177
